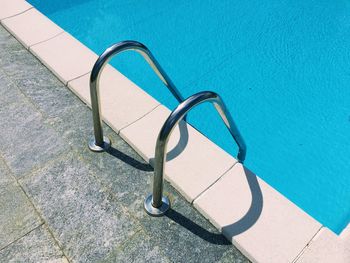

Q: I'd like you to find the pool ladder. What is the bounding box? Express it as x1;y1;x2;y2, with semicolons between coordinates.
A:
88;40;247;216
88;40;184;152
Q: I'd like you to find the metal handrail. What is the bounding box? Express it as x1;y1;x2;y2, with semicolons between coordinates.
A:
144;91;246;216
88;40;185;152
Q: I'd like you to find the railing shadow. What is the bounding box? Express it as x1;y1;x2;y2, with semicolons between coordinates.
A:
104;114;188;172
222;166;264;236
105;119;188;171
149;119;189;165
166;119;189;161
106;146;153;172
165;208;231;245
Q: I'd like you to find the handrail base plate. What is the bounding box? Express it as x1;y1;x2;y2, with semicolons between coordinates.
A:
88;136;111;152
144;194;170;217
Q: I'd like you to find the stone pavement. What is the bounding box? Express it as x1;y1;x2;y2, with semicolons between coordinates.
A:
0;25;249;263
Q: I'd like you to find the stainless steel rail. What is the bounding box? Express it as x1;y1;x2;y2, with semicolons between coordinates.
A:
144;91;246;216
88;40;184;152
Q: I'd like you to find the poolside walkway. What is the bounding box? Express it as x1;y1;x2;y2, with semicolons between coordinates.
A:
0;25;249;262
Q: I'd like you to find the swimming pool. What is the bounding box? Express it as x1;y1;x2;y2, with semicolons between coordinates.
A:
28;0;350;234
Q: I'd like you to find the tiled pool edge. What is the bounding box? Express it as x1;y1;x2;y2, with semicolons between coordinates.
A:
1;2;348;262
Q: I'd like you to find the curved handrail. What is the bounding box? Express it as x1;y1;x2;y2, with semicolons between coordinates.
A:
89;40;185;151
144;91;247;216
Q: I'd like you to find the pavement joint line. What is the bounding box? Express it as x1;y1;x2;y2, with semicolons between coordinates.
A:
0;7;34;23
65;70;91;85
65;70;91;86
0;222;45;252
28;31;65;50
292;226;323;263
191;160;238;204
118;103;162;134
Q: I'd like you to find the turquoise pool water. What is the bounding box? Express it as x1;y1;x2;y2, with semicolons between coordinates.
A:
28;0;350;234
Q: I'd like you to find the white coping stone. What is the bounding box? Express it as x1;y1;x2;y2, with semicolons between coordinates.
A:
0;0;32;20
296;225;350;263
2;8;63;48
120;105;237;202
67;65;160;132
193;163;322;263
30;32;98;84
